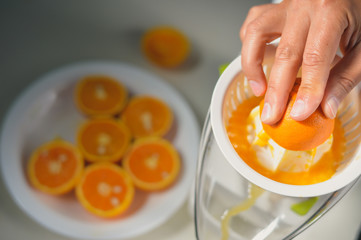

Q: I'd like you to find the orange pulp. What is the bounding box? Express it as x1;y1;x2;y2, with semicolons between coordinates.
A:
227;97;345;185
76;163;134;218
27;139;83;195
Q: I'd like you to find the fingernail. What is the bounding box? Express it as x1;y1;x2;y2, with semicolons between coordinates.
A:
290;99;305;118
249;80;263;97
326;97;339;119
261;102;272;122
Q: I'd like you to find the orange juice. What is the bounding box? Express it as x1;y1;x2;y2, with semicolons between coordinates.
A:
226;97;346;185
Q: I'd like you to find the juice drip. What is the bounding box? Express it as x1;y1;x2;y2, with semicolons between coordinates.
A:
220;184;264;240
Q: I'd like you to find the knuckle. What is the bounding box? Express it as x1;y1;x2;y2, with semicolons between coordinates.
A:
265;81;291;107
248;5;264;17
240;27;245;41
266;81;281;94
318;0;336;8
335;73;356;95
289;0;305;8
303;50;326;68
275;45;302;63
299;81;324;101
242;62;262;80
241;57;254;74
300;82;314;93
246;19;264;36
315;0;344;15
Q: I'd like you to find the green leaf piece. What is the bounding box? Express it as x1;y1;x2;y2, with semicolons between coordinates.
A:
218;63;230;76
291;197;319;216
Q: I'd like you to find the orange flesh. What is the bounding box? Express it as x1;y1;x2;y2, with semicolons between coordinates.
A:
76;76;127;116
81;168;128;211
80;121;127;157
227;97;346;185
34;147;78;188
80;80;121;110
127;143;174;183
122;97;172;138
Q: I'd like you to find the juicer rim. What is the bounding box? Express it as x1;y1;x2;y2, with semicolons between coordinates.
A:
210;55;361;197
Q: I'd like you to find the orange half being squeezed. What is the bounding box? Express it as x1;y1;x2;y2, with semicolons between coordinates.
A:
227;96;345;185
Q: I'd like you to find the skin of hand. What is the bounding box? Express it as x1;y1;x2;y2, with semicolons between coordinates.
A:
240;0;361;124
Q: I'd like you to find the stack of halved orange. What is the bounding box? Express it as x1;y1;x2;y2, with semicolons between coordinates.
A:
27;74;180;219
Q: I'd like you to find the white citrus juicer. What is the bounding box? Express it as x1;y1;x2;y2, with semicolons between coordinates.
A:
194;45;361;240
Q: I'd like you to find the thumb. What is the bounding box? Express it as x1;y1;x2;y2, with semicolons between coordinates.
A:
322;44;361;119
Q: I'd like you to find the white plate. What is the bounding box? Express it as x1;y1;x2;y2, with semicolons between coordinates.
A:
0;61;200;239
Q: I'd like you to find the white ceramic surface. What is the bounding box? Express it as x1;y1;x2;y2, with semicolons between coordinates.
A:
0;61;200;239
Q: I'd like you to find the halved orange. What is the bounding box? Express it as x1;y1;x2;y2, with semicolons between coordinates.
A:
121;96;173;138
261;79;335;151
27;139;83;195
77;118;131;163
75;75;128;116
76;163;134;218
123;137;181;191
141;26;190;68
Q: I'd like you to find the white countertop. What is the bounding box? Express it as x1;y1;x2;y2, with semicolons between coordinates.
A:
1;1;361;239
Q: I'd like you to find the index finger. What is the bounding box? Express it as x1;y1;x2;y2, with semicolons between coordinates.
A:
241;6;285;97
240;4;275;42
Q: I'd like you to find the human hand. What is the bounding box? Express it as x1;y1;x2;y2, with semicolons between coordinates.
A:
240;0;361;124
